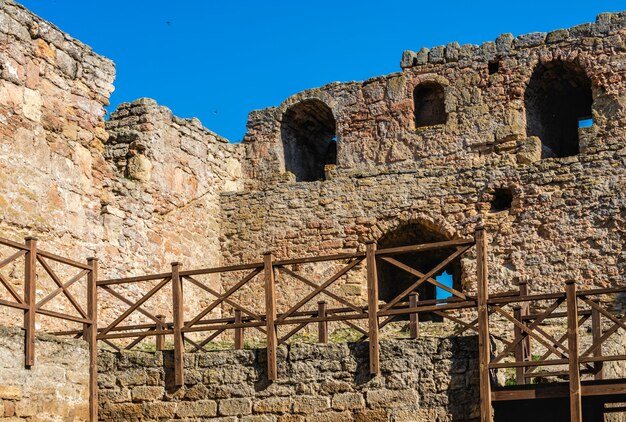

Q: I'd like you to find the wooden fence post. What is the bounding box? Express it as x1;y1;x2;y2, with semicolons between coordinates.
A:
591;299;603;380
513;305;526;384
24;237;37;368
566;280;582;422
171;262;184;387
366;241;380;375
86;257;98;422
409;292;419;339
155;315;166;351
264;252;278;381
234;309;244;350
318;301;328;344
518;278;530;374
476;228;492;422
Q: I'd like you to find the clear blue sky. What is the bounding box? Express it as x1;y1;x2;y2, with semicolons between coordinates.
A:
19;1;625;142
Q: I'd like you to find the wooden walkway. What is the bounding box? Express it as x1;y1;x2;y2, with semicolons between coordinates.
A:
1;229;626;421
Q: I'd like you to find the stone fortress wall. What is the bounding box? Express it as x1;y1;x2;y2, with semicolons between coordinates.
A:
97;337;479;422
0;2;626;421
0;1;242;328
0;0;625;343
224;10;626;313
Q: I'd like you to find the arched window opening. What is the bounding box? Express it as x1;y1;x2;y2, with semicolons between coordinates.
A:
413;83;447;128
377;223;462;320
281;99;337;182
525;60;592;158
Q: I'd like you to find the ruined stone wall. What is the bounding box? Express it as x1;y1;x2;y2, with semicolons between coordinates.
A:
0;326;90;420
223;12;626;313
0;1;244;330
98;337;479;421
243;12;626;183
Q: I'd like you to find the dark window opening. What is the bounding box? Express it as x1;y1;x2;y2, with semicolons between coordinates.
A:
377;223;462;321
490;188;513;212
413;83;447;128
525;60;592;158
488;60;500;75
281;99;337;182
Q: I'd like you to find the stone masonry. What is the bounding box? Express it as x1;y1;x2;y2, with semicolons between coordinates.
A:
97;337;479;422
1;1;626;420
0;326;90;420
0;0;625;325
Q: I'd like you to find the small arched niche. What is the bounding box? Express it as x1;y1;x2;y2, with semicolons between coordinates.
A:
525;60;593;158
413;82;447;128
377;222;462;313
281;99;337;182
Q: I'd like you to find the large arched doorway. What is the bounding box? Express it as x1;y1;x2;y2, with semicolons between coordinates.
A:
281;99;337;182
525;60;592;158
377;222;462;311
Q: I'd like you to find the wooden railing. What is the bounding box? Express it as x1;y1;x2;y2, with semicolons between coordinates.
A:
3;230;626;422
0;237;98;421
86;231;483;386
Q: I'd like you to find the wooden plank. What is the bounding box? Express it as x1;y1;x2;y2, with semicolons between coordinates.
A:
378;299;477;316
492;380;626;401
156;315;166;351
36;269;89;311
0;236;28;250
566;280;582;422
37;255;88;319
381;246;471;312
0;298;28;310
0;249;27;304
375;238;475;257
234;310;243;349
171;262;184;387
318;301;328;343
518;279;531;379
100;285;164;325
264;252;278;381
279;322;308;345
409;293;419;339
98;329;174;341
184;268;262;329
182;321;265;333
488;292;565;306
275;252;365;267
276;258;363;323
366;242;379;375
184;275;263;321
180;261;264;276
276;266;364;315
489;358;569;369
275;313;367;326
37;249;91;270
190;329;225;352
475;228;492;422
490;297;566;363
0;273;23;304
381;256;467;300
97;272;172;286
99;277;171;336
86;258;98;422
525;314;590;376
0;249;26;270
37;308;91;324
24;237;37;368
513;306;526;385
